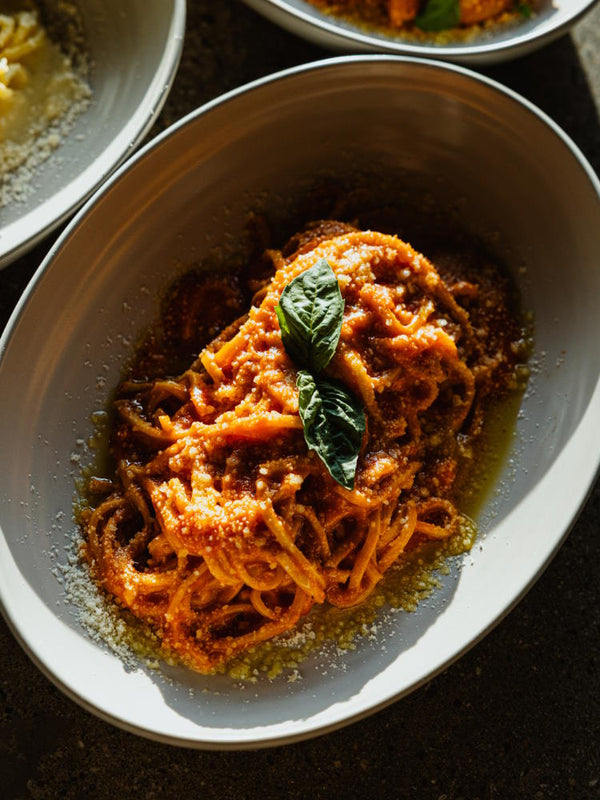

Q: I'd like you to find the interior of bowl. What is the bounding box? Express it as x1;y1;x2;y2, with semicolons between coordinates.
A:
242;0;597;63
0;0;185;268
1;57;600;748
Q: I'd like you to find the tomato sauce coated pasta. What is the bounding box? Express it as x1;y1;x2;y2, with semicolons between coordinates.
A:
81;222;528;674
305;0;526;35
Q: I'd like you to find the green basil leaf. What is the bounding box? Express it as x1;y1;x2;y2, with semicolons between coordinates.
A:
275;259;344;373
415;0;460;31
515;1;532;16
297;370;365;490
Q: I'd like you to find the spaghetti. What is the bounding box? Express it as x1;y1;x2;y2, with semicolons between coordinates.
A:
82;222;527;673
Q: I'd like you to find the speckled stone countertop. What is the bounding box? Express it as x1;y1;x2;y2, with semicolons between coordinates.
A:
1;2;600;798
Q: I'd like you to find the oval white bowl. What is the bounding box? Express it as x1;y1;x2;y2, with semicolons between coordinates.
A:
1;57;600;749
242;0;600;64
0;0;186;269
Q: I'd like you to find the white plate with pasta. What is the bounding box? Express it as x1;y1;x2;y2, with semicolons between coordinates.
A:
0;0;185;269
1;57;599;748
242;0;600;64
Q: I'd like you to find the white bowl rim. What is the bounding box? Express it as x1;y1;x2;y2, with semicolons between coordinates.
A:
244;0;600;59
2;55;600;749
0;0;187;269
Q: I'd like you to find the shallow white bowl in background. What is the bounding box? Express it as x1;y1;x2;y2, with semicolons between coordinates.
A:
0;0;186;269
1;56;600;749
242;0;599;64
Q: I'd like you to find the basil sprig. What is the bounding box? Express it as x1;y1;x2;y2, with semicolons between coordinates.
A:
275;259;365;490
415;0;460;31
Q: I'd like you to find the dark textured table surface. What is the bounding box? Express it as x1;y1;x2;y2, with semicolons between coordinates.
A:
1;2;600;798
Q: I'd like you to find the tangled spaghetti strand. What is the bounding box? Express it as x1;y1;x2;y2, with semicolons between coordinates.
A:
83;222;524;673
